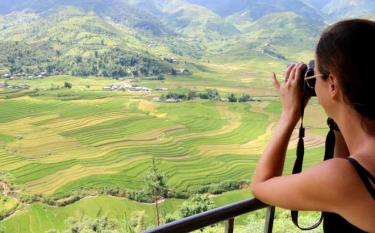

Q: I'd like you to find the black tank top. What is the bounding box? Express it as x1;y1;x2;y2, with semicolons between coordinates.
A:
323;157;375;233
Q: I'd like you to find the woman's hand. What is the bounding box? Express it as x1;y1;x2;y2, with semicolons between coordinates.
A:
272;63;309;126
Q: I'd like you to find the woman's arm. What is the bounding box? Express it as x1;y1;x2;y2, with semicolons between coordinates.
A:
251;63;303;186
251;112;295;184
250;63;345;212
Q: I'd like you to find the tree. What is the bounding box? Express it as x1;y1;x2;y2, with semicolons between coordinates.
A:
157;74;165;80
188;90;197;100
199;93;209;99
64;82;72;89
55;50;61;57
65;217;117;233
206;89;220;100
75;56;82;64
144;159;168;226
228;93;237;102
239;94;251;102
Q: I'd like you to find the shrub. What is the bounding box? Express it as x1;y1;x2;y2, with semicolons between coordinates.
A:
238;94;251;102
128;191;153;203
228;93;237;102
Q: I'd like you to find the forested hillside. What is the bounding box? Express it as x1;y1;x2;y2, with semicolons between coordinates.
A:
1;0;373;79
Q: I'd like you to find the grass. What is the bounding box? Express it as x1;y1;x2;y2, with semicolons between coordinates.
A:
0;196;174;232
0;194;325;233
0;194;18;216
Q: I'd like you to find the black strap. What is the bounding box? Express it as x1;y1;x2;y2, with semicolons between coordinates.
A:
324;118;336;161
347;157;375;199
291;98;336;230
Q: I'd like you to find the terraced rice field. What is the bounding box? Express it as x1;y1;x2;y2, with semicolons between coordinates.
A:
0;75;328;232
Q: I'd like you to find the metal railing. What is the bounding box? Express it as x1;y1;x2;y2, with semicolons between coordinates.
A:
143;198;275;233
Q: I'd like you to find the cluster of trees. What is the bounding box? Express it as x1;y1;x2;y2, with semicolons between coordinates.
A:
62;217;118;233
0;42;178;79
165;194;215;224
228;93;252;102
161;89;220;101
196;89;220;100
66;48;172;78
18;192;83;207
195;180;242;194
160;89;253;103
0;42;54;75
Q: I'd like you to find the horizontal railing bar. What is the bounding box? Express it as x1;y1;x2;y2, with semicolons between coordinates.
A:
143;198;268;233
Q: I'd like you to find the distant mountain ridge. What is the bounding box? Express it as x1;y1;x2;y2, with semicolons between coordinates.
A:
187;0;323;20
1;0;374;21
186;0;375;21
0;0;374;73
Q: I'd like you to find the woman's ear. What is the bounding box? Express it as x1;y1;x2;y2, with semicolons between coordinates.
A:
328;74;340;99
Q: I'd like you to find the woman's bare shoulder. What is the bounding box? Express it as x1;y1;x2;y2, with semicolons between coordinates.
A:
317;158;375;210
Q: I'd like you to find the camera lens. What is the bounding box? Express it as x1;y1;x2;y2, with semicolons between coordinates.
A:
304;60;316;97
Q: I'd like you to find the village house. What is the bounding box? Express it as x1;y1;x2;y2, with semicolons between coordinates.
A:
152;97;161;102
103;83;151;93
165;98;180;103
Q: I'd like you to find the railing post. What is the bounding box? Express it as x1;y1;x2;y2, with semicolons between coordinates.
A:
264;206;275;233
225;218;234;233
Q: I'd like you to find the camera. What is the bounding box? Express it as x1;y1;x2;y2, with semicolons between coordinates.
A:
303;60;316;97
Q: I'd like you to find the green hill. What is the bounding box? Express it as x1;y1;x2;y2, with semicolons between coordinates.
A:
208;11;325;63
187;0;322;20
0;6;195;77
322;0;375;20
243;12;324;46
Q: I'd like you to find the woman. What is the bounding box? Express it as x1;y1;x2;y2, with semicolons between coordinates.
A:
251;19;375;232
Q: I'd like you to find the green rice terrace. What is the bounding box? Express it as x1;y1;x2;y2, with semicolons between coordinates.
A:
0;59;329;232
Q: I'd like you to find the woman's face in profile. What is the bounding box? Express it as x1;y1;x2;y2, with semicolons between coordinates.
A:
314;56;325;106
314;55;333;117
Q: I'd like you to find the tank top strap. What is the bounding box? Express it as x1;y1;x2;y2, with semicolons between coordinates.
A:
347;157;375;200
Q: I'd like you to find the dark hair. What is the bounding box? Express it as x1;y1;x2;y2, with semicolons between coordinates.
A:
316;19;375;134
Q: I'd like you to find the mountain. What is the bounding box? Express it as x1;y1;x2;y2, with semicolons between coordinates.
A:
0;6;181;77
302;0;331;9
322;0;375;20
0;0;113;14
214;11;325;63
187;0;323;20
187;0;375;22
243;12;324;45
186;0;248;17
301;0;375;20
0;0;374;78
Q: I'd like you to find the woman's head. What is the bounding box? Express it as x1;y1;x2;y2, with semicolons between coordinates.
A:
315;19;375;134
